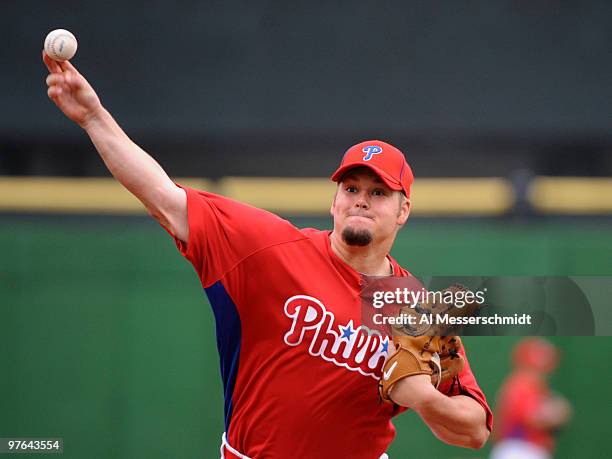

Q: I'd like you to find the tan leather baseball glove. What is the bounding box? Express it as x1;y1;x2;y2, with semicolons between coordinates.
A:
378;284;481;403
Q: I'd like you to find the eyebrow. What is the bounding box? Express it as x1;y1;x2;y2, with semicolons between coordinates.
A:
342;174;384;184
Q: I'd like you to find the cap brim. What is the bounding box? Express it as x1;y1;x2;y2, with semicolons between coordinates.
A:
331;163;403;191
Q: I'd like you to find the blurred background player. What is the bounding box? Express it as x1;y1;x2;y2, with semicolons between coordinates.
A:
490;338;572;459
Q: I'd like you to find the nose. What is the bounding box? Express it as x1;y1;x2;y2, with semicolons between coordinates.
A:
354;192;370;209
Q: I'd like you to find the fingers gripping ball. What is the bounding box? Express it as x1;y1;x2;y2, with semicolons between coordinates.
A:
44;29;77;61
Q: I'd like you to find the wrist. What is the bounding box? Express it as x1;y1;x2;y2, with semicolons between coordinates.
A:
389;374;440;408
81;105;106;131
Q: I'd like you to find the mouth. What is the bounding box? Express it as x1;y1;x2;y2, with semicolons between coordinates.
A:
347;214;374;221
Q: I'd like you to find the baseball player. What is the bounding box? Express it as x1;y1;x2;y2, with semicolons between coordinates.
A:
43;51;492;458
491;338;571;459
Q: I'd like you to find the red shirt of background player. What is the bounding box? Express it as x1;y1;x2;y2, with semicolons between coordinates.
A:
495;371;555;450
493;338;570;455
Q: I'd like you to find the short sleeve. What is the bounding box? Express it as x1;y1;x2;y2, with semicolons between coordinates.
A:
168;186;303;287
438;345;494;432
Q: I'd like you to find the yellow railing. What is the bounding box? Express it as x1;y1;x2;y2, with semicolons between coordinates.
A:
0;176;610;215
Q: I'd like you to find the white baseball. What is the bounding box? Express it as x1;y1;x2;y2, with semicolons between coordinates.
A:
44;29;78;61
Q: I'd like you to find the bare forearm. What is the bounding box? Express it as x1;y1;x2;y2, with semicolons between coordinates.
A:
390;376;489;449
43;53;187;239
82;107;186;235
413;394;489;449
83;108;174;209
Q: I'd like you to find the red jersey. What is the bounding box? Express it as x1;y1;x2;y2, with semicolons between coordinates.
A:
170;187;493;458
494;371;555;451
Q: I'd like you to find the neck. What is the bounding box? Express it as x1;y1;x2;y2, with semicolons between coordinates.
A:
329;231;393;276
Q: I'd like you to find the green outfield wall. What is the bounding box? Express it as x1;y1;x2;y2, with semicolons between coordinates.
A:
1;217;611;458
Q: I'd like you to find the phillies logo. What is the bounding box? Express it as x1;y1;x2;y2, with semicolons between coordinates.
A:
283;295;389;379
362;145;383;161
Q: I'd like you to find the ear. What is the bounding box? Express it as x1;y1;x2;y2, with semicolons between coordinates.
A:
330;188;338;217
397;198;411;225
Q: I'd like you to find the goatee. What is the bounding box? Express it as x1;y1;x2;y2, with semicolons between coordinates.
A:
342;227;372;246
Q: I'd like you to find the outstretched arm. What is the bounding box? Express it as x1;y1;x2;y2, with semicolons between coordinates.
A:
389;375;490;449
43;51;188;242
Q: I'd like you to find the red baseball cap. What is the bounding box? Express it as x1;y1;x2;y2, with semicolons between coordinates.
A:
331;140;414;198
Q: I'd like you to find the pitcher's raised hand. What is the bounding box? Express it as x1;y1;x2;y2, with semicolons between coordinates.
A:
43;50;102;128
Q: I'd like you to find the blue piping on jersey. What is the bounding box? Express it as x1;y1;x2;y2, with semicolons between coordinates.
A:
205;281;242;432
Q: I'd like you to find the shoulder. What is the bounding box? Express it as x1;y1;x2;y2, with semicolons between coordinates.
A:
183;186;300;237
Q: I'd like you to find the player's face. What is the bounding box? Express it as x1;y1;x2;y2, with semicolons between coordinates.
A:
331;168;410;247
